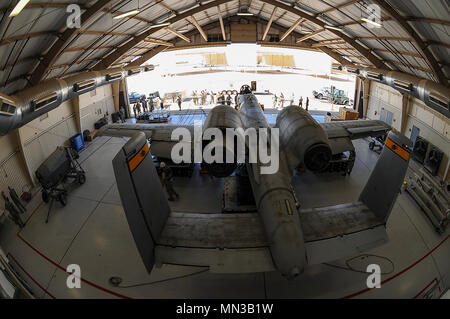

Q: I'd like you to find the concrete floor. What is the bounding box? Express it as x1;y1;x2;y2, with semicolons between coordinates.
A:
0;118;449;299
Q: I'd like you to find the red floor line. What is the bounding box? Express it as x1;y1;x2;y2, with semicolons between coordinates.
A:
23;201;44;225
341;234;450;299
413;278;439;299
6;252;56;299
31;186;43;198
17;233;132;299
10;136;131;299
19;138;112;228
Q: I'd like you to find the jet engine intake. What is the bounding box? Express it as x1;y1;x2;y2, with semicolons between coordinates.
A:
276;106;332;172
202;105;245;177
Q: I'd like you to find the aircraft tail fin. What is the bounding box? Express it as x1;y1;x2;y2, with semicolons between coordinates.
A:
359;131;413;223
112;132;171;273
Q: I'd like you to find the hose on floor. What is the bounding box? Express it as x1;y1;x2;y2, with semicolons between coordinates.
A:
108;268;209;288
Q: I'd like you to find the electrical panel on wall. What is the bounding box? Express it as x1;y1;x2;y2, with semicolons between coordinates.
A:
424;146;444;176
412;136;429;164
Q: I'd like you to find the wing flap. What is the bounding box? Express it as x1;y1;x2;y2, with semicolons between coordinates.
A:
98;123;194;159
98;123;194;142
321;119;391;140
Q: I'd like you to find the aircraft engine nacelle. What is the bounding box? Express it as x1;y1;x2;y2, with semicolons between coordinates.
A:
276;106;332;172
202;105;244;177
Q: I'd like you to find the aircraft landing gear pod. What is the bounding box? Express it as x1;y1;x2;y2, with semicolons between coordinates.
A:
112;132;171;273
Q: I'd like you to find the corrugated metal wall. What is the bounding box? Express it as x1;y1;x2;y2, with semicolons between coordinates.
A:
0;84;117;212
0;133;32;211
368;81;450;181
21;114;78;185
0;150;32;206
79;85;115;132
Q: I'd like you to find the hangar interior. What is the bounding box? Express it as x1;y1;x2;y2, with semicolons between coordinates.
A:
0;0;449;299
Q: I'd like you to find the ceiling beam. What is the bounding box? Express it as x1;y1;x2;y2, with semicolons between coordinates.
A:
338;17;393;28
427;41;450;50
129;14;354;71
144;38;174;47
262;7;277;41
311;40;346;47
166;27;191;43
127;46;169;67
165;43;228;52
29;0;114;86
407;17;450;27
217;6;227;41
296;28;325;43
374;48;423;59
383;60;436;75
76;30;132;37
274;10;287;24
1;55;39;71
0;74;29;89
258;3;266;16
357;36;413;41
25;2;72;9
280;17;305;41
317;0;359;16
0;32;56;47
258;0;388;69
93;0;231;70
190;16;208;41
49;58;99;71
158;1;178;16
64;46;117;52
24;2;155;25
371;0;448;86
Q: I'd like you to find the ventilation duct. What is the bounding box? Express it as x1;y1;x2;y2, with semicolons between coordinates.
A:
339;66;450;118
0;65;153;136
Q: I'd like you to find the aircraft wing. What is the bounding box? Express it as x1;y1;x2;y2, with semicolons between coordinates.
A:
320;119;391;140
320;120;391;155
98;123;193;140
114;131;412;274
98;123;194;160
100;119;391;159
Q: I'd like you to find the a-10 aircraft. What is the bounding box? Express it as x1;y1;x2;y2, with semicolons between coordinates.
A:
100;85;412;280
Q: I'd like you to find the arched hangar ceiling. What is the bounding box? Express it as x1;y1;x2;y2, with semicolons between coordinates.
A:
0;0;449;94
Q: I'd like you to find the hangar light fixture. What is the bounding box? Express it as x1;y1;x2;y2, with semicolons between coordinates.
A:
9;0;31;17
324;25;342;32
149;22;171;29
237;8;253;16
361;18;382;28
343;56;353;63
113;10;140;20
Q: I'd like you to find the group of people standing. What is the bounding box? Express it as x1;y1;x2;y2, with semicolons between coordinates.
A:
192;90;237;107
133;95;184;117
133;96;156;117
192;90;210;105
298;96;310;111
273;93;309;110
